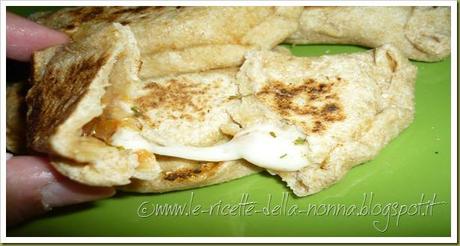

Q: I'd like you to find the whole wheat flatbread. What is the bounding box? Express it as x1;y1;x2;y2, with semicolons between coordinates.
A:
26;26;415;196
232;45;416;196
27;23;146;186
31;6;302;78
112;68;262;192
27;23;259;191
25;8;417;196
286;6;450;62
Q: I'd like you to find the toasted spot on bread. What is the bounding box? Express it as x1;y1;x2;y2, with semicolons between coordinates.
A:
111;6;153;15
26;53;110;150
163;162;223;181
255;77;345;134
61;7;104;24
42;7;172;37
136;79;224;123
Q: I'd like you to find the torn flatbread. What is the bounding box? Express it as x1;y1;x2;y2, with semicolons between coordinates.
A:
27;23;259;191
232;45;416;196
27;23;146;186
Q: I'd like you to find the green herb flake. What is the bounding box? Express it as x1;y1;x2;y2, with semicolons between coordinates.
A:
294;137;307;145
269;131;277;138
228;95;243;100
131;106;142;117
280;153;287;159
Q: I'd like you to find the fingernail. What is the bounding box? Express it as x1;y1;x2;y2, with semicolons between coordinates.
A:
41;180;116;209
6;153;13;160
7;156;116;226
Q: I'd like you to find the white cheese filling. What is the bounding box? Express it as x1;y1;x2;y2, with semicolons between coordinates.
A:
111;123;311;171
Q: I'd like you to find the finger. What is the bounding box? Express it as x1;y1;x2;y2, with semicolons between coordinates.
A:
6;12;69;62
7;156;115;226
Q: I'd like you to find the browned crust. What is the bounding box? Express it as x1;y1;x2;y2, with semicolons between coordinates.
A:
26;53;110;153
35;7;170;34
120;159;260;193
138;80;212;115
255;77;345;134
162;162;223;182
136;79;225;123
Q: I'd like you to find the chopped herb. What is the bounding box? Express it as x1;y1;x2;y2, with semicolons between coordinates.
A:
131;106;142;117
229;95;243;100
294;137;307;145
269;131;277;138
280;153;287;159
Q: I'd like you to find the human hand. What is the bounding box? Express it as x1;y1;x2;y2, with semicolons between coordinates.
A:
6;12;116;226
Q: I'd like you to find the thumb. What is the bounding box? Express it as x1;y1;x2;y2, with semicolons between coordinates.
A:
7;155;115;226
6;12;69;62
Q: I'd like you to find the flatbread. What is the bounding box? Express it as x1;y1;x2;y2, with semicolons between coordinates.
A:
113;68;262;192
25;7;417;196
27;23;259;191
232;45;416;196
27;23;145;186
286;6;451;62
31;6;303;78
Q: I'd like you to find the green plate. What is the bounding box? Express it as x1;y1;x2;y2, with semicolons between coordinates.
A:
7;7;451;237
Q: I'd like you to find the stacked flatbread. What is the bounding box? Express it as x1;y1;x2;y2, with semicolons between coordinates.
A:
7;6;448;196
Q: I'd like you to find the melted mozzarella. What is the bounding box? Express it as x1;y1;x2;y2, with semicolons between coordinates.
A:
111;124;311;171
